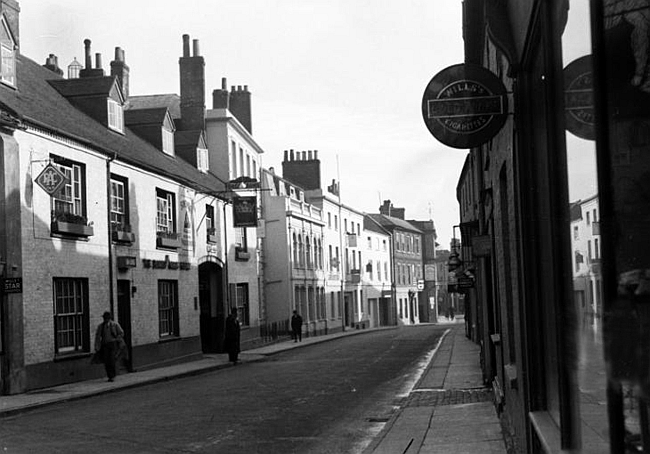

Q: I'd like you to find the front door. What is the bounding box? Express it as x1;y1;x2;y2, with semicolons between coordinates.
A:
199;262;224;353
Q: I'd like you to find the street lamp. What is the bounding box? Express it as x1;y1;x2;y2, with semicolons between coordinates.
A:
447;225;463;272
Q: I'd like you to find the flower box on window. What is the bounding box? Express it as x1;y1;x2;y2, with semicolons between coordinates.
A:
235;247;250;261
207;227;218;244
112;223;135;244
51;211;94;237
156;231;181;249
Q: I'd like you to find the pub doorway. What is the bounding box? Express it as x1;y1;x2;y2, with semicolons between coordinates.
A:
199;261;224;353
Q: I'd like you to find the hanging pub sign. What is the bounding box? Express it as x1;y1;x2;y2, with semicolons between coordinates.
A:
232;196;257;227
564;54;594;141
421;63;508;148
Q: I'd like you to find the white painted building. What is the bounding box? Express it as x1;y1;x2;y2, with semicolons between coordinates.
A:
362;216;393;327
570;194;602;323
260;168;326;337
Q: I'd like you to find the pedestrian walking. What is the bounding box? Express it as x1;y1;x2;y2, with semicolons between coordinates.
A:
93;311;126;382
224;307;241;365
449;306;455;321
291;310;303;342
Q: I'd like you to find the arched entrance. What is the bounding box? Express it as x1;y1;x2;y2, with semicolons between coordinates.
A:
198;260;225;353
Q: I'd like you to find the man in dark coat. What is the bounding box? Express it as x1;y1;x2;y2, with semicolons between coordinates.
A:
291;310;303;342
224;307;241;364
94;311;125;382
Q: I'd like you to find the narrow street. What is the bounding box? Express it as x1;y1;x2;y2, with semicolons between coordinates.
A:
0;326;445;454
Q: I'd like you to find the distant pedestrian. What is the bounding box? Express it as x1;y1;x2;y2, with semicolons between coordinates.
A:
224;307;241;365
449;306;455;321
291;310;303;342
94;311;126;382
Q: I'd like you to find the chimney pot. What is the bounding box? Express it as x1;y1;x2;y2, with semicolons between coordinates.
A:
231;85;236;92
222;77;227;90
182;34;190;57
308;150;313;160
284;150;288;161
84;39;92;69
237;85;242;91
314;150;318;160
192;39;200;56
244;85;248;91
95;53;102;69
290;149;295;161
114;47;122;61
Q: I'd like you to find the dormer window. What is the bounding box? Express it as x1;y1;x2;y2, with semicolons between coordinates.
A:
197;147;209;173
107;99;124;133
1;17;16;87
162;127;174;156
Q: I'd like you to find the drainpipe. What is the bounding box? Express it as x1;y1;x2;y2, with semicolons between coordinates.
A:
106;152;117;315
223;201;230;312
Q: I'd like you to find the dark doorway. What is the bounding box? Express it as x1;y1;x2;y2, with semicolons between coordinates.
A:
116;280;132;372
199;261;224;353
379;297;390;326
344;293;353;327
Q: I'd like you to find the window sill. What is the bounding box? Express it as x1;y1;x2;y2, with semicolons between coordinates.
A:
54;351;92;362
529;411;562;454
158;336;181;344
112;230;136;244
51;221;95;238
156;232;181;249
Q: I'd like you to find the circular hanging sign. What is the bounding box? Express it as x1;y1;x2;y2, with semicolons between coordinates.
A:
421;63;508;149
563;55;594;141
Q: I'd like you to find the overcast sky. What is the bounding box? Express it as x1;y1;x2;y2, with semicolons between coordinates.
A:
19;1;598;249
19;1;468;248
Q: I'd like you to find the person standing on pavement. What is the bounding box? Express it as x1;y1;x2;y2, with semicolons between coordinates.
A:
291;310;303;342
94;311;125;382
224;307;241;365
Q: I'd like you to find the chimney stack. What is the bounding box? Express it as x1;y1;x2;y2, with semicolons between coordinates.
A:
212;76;230;110
179;34;206;131
43;54;63;76
79;39;106;78
282;148;322;190
110;46;130;99
229;84;252;134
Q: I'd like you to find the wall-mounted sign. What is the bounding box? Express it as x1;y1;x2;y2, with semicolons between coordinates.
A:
116;256;137;269
457;276;475;289
422;63;508;148
35;164;68;195
2;277;22;294
233;196;257;227
564;55;594;141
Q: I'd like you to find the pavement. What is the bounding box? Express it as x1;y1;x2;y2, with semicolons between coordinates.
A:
363;321;508;454
0;318;507;454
